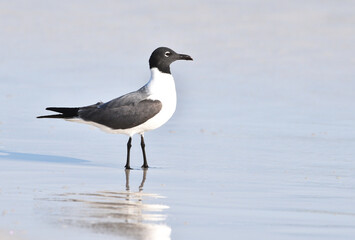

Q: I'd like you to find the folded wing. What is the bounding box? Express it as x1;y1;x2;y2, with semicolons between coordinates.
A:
79;99;162;130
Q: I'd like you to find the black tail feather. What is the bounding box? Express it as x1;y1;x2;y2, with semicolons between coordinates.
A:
37;107;79;119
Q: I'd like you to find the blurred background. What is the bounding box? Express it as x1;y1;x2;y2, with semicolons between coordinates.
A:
1;0;354;161
0;1;354;240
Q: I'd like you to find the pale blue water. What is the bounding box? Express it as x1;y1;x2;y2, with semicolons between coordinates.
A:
1;1;355;239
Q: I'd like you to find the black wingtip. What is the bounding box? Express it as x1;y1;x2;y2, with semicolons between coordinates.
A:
46;107;62;111
37;114;66;119
41;107;79;118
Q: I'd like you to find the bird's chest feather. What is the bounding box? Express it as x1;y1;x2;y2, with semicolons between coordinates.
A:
144;69;177;126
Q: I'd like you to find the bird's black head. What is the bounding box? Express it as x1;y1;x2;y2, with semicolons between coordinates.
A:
149;47;193;74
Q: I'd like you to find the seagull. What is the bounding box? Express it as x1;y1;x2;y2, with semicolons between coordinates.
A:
37;47;193;169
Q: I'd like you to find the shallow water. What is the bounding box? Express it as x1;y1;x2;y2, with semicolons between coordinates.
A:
1;1;355;239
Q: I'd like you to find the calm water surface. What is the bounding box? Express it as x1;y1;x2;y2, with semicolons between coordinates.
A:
1;1;355;239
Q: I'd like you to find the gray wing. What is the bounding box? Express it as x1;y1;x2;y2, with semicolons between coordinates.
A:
78;90;162;130
99;87;149;109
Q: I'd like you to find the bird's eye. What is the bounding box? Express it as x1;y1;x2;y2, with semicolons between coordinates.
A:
164;51;171;57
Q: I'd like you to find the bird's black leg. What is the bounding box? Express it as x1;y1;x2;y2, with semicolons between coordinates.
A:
125;137;132;169
140;135;149;168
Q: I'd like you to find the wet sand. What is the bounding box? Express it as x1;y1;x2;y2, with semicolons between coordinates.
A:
1;1;355;239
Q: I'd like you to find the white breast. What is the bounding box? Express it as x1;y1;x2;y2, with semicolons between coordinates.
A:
134;68;177;134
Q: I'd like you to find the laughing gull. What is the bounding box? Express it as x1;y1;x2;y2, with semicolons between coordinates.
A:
37;47;193;169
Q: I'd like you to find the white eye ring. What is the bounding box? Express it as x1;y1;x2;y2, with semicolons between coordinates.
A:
164;51;171;57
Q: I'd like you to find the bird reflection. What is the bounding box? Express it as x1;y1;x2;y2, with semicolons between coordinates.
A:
50;169;171;240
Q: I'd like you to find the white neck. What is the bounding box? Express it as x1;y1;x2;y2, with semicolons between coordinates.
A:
145;68;176;97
